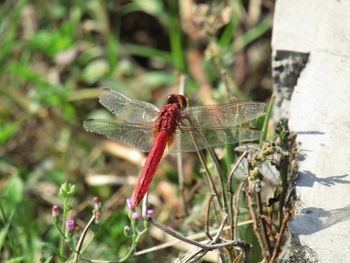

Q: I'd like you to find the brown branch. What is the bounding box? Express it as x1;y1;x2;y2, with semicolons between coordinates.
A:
73;214;96;263
205;194;216;240
256;191;272;257
146;216;250;251
269;209;292;263
227;151;248;240
134;220;254;256
246;186;269;262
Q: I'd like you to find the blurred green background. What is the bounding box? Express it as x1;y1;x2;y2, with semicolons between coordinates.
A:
0;0;273;262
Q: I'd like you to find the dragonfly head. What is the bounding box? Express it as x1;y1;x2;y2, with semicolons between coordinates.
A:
166;94;187;109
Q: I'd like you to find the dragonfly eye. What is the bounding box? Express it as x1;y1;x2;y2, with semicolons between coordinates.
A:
167;94;187;108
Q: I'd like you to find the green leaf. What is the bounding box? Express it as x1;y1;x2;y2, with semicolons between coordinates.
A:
0;209;16;252
134;0;163;16
139;71;177;87
41;256;53;263
255;114;266;130
123;44;172;64
49;3;67;20
259;95;275;145
0;121;19;145
0;219;10;251
4;175;24;204
28;30;73;57
82;59;109;84
4;257;25;263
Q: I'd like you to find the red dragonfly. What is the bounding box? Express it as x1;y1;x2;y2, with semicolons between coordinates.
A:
84;88;265;207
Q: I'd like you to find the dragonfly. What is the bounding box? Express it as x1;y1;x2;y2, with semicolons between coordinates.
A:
84;88;266;207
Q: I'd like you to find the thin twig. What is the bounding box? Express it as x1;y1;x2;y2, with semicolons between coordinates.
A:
146;216;250;251
269;209;292;263
147;216;209;249
134;220;254;256
246;186;269;262
208;212;229;263
184;248;208;263
227;151;248;240
82;219;148;263
227;151;248;190
205;194;216;240
186;115;227;212
233;182;245;240
177;75;188;215
190;133;223;209
205;145;229;213
211;213;228;244
74;214;96;263
142;192;149;218
256;191;272;257
178;75;186;95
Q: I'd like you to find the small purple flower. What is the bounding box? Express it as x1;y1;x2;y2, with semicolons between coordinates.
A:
66;219;75;232
52;205;59;219
146;209;154;216
131;212;140;220
126;198;134;210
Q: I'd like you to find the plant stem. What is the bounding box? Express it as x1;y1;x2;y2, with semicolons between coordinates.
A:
59;198;69;262
256;192;272;257
269;209;292;263
74;215;96;262
259;95;275;146
246;187;269;262
147;216;250;251
81;219;148;263
227;151;247;240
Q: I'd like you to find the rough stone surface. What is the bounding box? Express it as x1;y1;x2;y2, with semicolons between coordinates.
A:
272;0;350;262
272;50;309;120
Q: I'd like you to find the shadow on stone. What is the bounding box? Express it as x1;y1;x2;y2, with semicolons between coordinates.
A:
289;204;350;235
295;131;325;135
298;170;350;187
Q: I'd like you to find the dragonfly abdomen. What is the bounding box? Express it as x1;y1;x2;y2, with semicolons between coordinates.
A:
133;130;169;207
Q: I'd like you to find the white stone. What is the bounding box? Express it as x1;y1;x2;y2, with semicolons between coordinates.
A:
272;0;350;262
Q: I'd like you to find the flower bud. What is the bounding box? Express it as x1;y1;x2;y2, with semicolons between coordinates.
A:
68;184;77;195
94;212;101;223
131;212;140;220
66;219;75;232
93;197;101;211
59;182;76;198
124;225;130;236
146;209;154;216
52;205;59;219
126;198;134;210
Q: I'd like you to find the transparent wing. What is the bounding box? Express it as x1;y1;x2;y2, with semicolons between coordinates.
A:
99;88;159;123
181;101;265;128
83;119;155;152
169;127;262;153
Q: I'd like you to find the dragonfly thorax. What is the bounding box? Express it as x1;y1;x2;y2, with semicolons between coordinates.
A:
155;104;181;135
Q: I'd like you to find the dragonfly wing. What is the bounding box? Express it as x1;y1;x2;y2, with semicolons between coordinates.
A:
99;88;159;123
83;119;155;152
182;101;265;128
169;128;261;153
